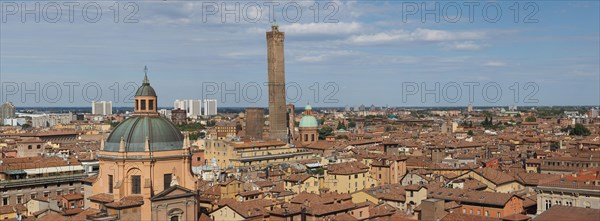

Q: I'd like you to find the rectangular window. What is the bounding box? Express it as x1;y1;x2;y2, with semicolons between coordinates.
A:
16;196;22;204
497;212;501;218
149;100;154;110
2;197;8;206
164;174;172;190
108;175;113;193
131;175;141;194
28;145;32;149
141;100;147;110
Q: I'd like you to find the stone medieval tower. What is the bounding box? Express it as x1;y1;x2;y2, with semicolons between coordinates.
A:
266;23;288;142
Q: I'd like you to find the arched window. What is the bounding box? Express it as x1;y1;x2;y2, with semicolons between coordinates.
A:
168;208;183;221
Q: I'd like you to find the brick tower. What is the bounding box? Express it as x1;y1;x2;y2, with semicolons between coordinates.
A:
266;23;288;142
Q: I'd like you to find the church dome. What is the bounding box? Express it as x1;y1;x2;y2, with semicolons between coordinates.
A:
299;115;318;128
299;104;317;128
104;67;183;152
104;116;183;152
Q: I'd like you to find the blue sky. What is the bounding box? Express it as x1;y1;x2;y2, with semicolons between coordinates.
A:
1;1;598;108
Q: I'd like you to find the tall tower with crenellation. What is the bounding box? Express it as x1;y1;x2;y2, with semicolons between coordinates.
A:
266;22;288;142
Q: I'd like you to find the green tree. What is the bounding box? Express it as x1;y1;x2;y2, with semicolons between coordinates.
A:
206;120;216;127
467;130;474;136
525;116;536;122
21;124;31;129
348;121;356;128
318;126;333;140
336;135;349;140
570;123;591;136
337;121;346;130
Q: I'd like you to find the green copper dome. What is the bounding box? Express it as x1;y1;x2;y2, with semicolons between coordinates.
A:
104;116;183;152
299;115;318;128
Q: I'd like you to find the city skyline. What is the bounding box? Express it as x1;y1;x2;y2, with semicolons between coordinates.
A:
1;1;599;108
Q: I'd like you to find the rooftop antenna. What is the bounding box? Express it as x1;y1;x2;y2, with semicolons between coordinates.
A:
271;18;279;31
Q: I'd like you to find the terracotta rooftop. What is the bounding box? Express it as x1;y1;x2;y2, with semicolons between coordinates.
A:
0;156;81;172
473;168;517;185
88;193;114;203
533;205;600;221
502;213;531;221
283;174;313;183
441;212;500;221
105;195;144;208
429;187;521;207
327;161;369;175
0;205;27;215
62;193;84;201
80;175;98;184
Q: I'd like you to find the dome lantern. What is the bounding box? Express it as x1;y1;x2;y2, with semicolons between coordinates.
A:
134;66;158;116
103;67;184;152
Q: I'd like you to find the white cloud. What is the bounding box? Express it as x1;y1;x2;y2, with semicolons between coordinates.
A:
347;28;486;45
483;61;507;67
443;41;483;51
281;22;362;35
293;50;357;63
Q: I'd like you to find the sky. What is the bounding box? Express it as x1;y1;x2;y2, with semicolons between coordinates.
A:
1;0;599;108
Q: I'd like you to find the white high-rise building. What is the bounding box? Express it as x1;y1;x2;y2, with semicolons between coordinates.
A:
174;99;202;118
188;99;201;118
31;113;73;128
174;99;188;111
159;109;172;118
203;99;217;116
92;101;112;115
